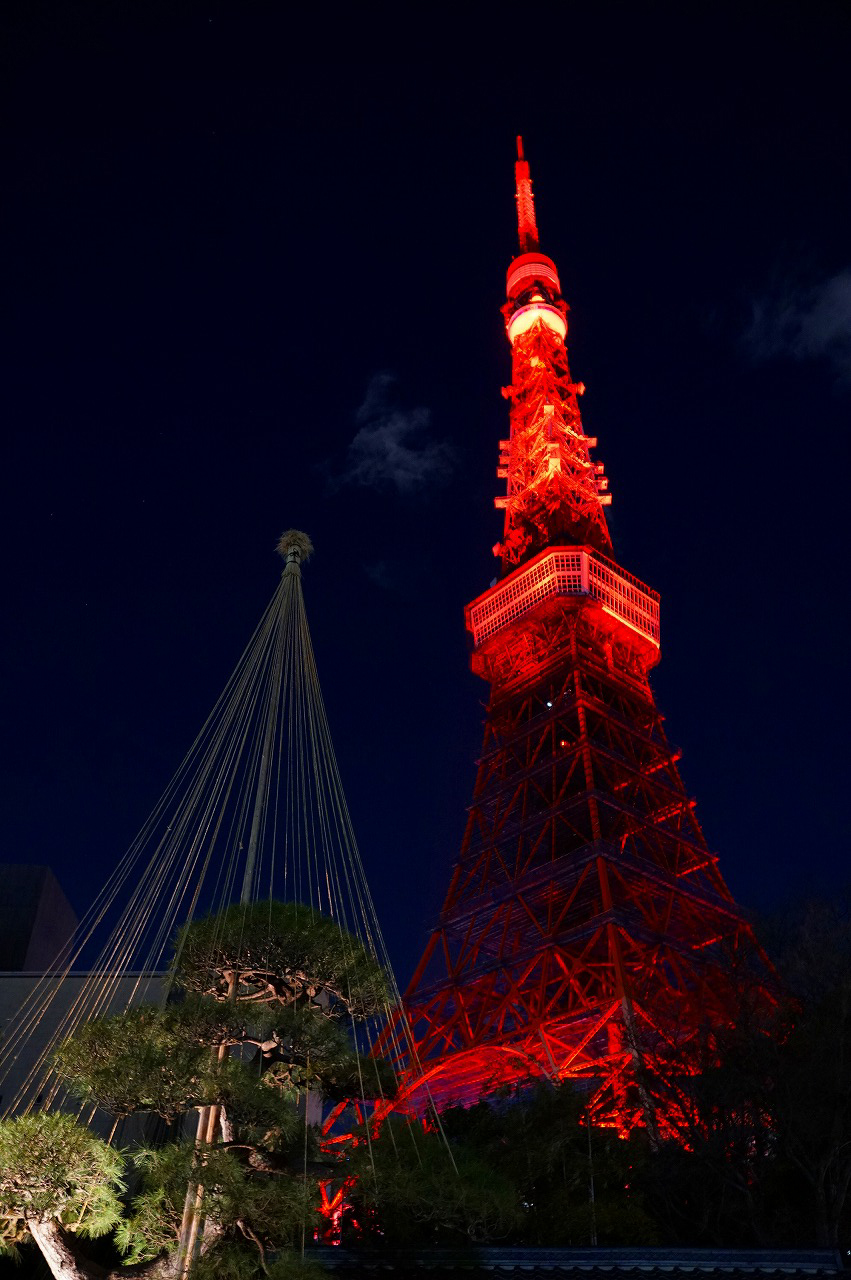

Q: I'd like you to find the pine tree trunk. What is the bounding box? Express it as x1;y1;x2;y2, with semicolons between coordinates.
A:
25;1217;192;1280
26;1219;102;1280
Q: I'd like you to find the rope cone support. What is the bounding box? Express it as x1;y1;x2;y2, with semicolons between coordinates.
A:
0;527;437;1263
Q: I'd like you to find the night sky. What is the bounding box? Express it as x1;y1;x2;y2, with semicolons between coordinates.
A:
2;4;850;986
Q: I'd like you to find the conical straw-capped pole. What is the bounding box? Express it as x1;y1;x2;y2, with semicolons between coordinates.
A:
276;529;313;575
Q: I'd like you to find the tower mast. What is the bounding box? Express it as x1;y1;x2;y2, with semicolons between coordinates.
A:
496;136;611;571
514;135;539;252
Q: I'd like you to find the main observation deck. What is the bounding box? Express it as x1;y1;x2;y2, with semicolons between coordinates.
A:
466;547;660;656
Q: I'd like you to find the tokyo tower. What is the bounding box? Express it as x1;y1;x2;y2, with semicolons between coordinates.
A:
398;140;761;1132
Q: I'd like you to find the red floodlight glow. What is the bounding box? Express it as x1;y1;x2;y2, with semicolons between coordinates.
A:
383;140;768;1137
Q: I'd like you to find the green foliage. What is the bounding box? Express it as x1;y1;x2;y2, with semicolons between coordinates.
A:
637;1006;787;1247
635;896;851;1248
265;1254;329;1280
54;1002;216;1118
438;1080;656;1246
190;1243;327;1280
258;1005;396;1101
0;1112;125;1252
214;1057;304;1151
344;1115;522;1245
115;1141;320;1266
175;900;391;1018
186;1244;270;1280
55;996;394;1124
769;898;851;1246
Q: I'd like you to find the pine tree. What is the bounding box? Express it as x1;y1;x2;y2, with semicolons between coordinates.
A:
0;901;392;1280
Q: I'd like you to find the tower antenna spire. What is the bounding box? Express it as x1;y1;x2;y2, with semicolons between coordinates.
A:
514;134;539;252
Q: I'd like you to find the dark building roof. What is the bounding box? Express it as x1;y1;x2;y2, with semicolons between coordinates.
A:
0;865;77;971
306;1248;846;1280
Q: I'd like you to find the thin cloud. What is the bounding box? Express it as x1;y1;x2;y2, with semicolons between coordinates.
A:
332;373;455;493
362;560;394;590
744;270;851;386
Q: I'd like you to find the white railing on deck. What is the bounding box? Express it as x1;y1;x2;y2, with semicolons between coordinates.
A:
467;549;660;650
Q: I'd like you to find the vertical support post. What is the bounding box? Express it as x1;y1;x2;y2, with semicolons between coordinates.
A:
242;548;301;903
241;717;275;905
177;531;311;1279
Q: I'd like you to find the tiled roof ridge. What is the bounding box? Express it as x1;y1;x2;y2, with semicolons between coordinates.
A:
306;1248;845;1276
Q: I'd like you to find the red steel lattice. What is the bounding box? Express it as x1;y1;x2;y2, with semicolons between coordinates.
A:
389;139;763;1134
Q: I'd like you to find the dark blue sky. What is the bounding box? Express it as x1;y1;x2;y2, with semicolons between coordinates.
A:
2;3;850;984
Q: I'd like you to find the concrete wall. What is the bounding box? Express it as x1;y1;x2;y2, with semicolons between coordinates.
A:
0;970;167;1139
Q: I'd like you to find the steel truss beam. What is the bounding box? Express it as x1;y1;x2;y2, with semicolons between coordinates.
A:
398;600;763;1132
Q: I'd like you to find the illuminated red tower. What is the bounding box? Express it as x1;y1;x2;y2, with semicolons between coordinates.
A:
399;140;760;1131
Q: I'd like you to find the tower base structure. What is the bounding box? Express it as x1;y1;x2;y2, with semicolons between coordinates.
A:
398;551;759;1133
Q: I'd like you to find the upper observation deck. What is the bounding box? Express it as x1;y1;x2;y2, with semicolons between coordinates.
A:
466;547;660;656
